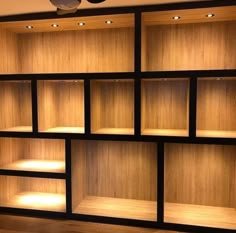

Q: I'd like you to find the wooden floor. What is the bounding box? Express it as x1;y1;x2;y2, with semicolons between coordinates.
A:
0;214;183;233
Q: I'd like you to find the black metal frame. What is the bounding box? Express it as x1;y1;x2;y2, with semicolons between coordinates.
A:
0;1;236;232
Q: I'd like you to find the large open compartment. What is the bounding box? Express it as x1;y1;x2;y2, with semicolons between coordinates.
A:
0;14;134;74
197;77;236;138
71;140;157;221
0;176;66;212
164;143;236;229
142;6;236;71
91;80;134;135
0;80;32;132
0;138;65;173
38;80;84;133
141;78;189;136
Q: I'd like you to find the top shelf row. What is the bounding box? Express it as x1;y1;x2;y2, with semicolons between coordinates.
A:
0;5;235;74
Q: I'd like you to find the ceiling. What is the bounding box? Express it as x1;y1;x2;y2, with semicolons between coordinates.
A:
0;0;209;16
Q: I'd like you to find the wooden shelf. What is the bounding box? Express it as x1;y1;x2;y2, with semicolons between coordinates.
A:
4;192;65;212
142;129;188;137
165;202;236;230
0;159;65;173
41;127;84;134
93;128;134;135
74;196;157;221
0;126;32;132
197;130;236;138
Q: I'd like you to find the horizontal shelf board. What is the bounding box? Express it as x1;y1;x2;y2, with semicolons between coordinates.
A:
92;128;134;135
0;126;32;132
165;202;236;230
41;127;85;134
0;159;65;173
197;130;236;138
2;192;66;212
142;129;188;137
73;196;157;221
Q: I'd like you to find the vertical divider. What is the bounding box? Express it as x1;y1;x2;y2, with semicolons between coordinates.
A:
157;142;164;223
135;78;141;136
31;79;38;133
66;138;72;216
189;77;197;138
84;79;91;135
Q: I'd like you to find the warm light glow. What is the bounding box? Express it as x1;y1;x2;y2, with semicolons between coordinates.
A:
216;77;221;81
105;20;113;24
172;16;181;20
206;13;215;18
51;24;59;27
26;25;33;29
78;22;85;26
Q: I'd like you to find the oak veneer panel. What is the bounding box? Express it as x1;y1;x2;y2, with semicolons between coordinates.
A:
143;21;236;71
72;140;157;220
141;79;189;136
91;80;134;135
165;143;236;208
38;80;84;133
0;138;65;173
0;81;32;131
18;28;134;73
0;28;18;74
197;78;236;138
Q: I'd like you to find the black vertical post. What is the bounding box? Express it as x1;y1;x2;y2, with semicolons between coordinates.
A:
189;77;197;138
157;142;164;223
31;79;38;133
134;11;142;136
84;79;91;135
66;138;72;216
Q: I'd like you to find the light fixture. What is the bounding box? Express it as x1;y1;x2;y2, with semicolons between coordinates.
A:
105;20;113;24
26;25;33;29
78;22;85;26
172;16;181;20
206;13;215;18
51;23;59;27
216;77;222;81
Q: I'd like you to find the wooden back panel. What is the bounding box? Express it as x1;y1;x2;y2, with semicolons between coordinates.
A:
0;176;19;203
165;143;236;208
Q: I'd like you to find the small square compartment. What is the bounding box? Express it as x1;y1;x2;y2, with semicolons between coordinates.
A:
38;80;84;133
164;143;236;230
197;77;236;138
0;138;65;173
0;80;32;132
91;79;134;135
0;176;66;212
72;140;157;221
141;78;189;136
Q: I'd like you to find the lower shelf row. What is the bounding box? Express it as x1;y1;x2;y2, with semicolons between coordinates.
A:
0;139;235;230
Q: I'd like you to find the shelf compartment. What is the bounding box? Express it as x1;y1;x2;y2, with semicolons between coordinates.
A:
165;143;236;229
72;140;157;221
0;81;32;132
0;138;65;173
0;176;66;212
91;80;134;135
141;78;189;136
197;77;236;138
38;80;84;134
142;6;236;71
0;14;134;74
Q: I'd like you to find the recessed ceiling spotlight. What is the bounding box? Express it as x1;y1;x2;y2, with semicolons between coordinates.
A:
26;25;34;29
206;13;215;18
78;22;85;26
105;20;113;24
51;23;59;27
172;16;181;20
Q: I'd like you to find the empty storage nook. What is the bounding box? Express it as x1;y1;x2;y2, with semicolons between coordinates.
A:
0;2;235;233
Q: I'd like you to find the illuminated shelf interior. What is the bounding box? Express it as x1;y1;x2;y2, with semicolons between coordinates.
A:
92;128;134;135
0;126;32;132
4;192;65;212
74;196;157;221
0;159;65;173
165;203;236;230
41;127;85;134
196;130;236;138
142;129;188;137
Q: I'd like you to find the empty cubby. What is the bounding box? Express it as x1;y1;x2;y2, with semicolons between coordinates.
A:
0;176;66;212
141;78;189;136
164;143;236;229
142;6;236;71
38;80;84;133
0;80;32;132
197;77;236;138
0;14;134;74
71;140;157;221
91;80;134;135
0;138;65;173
